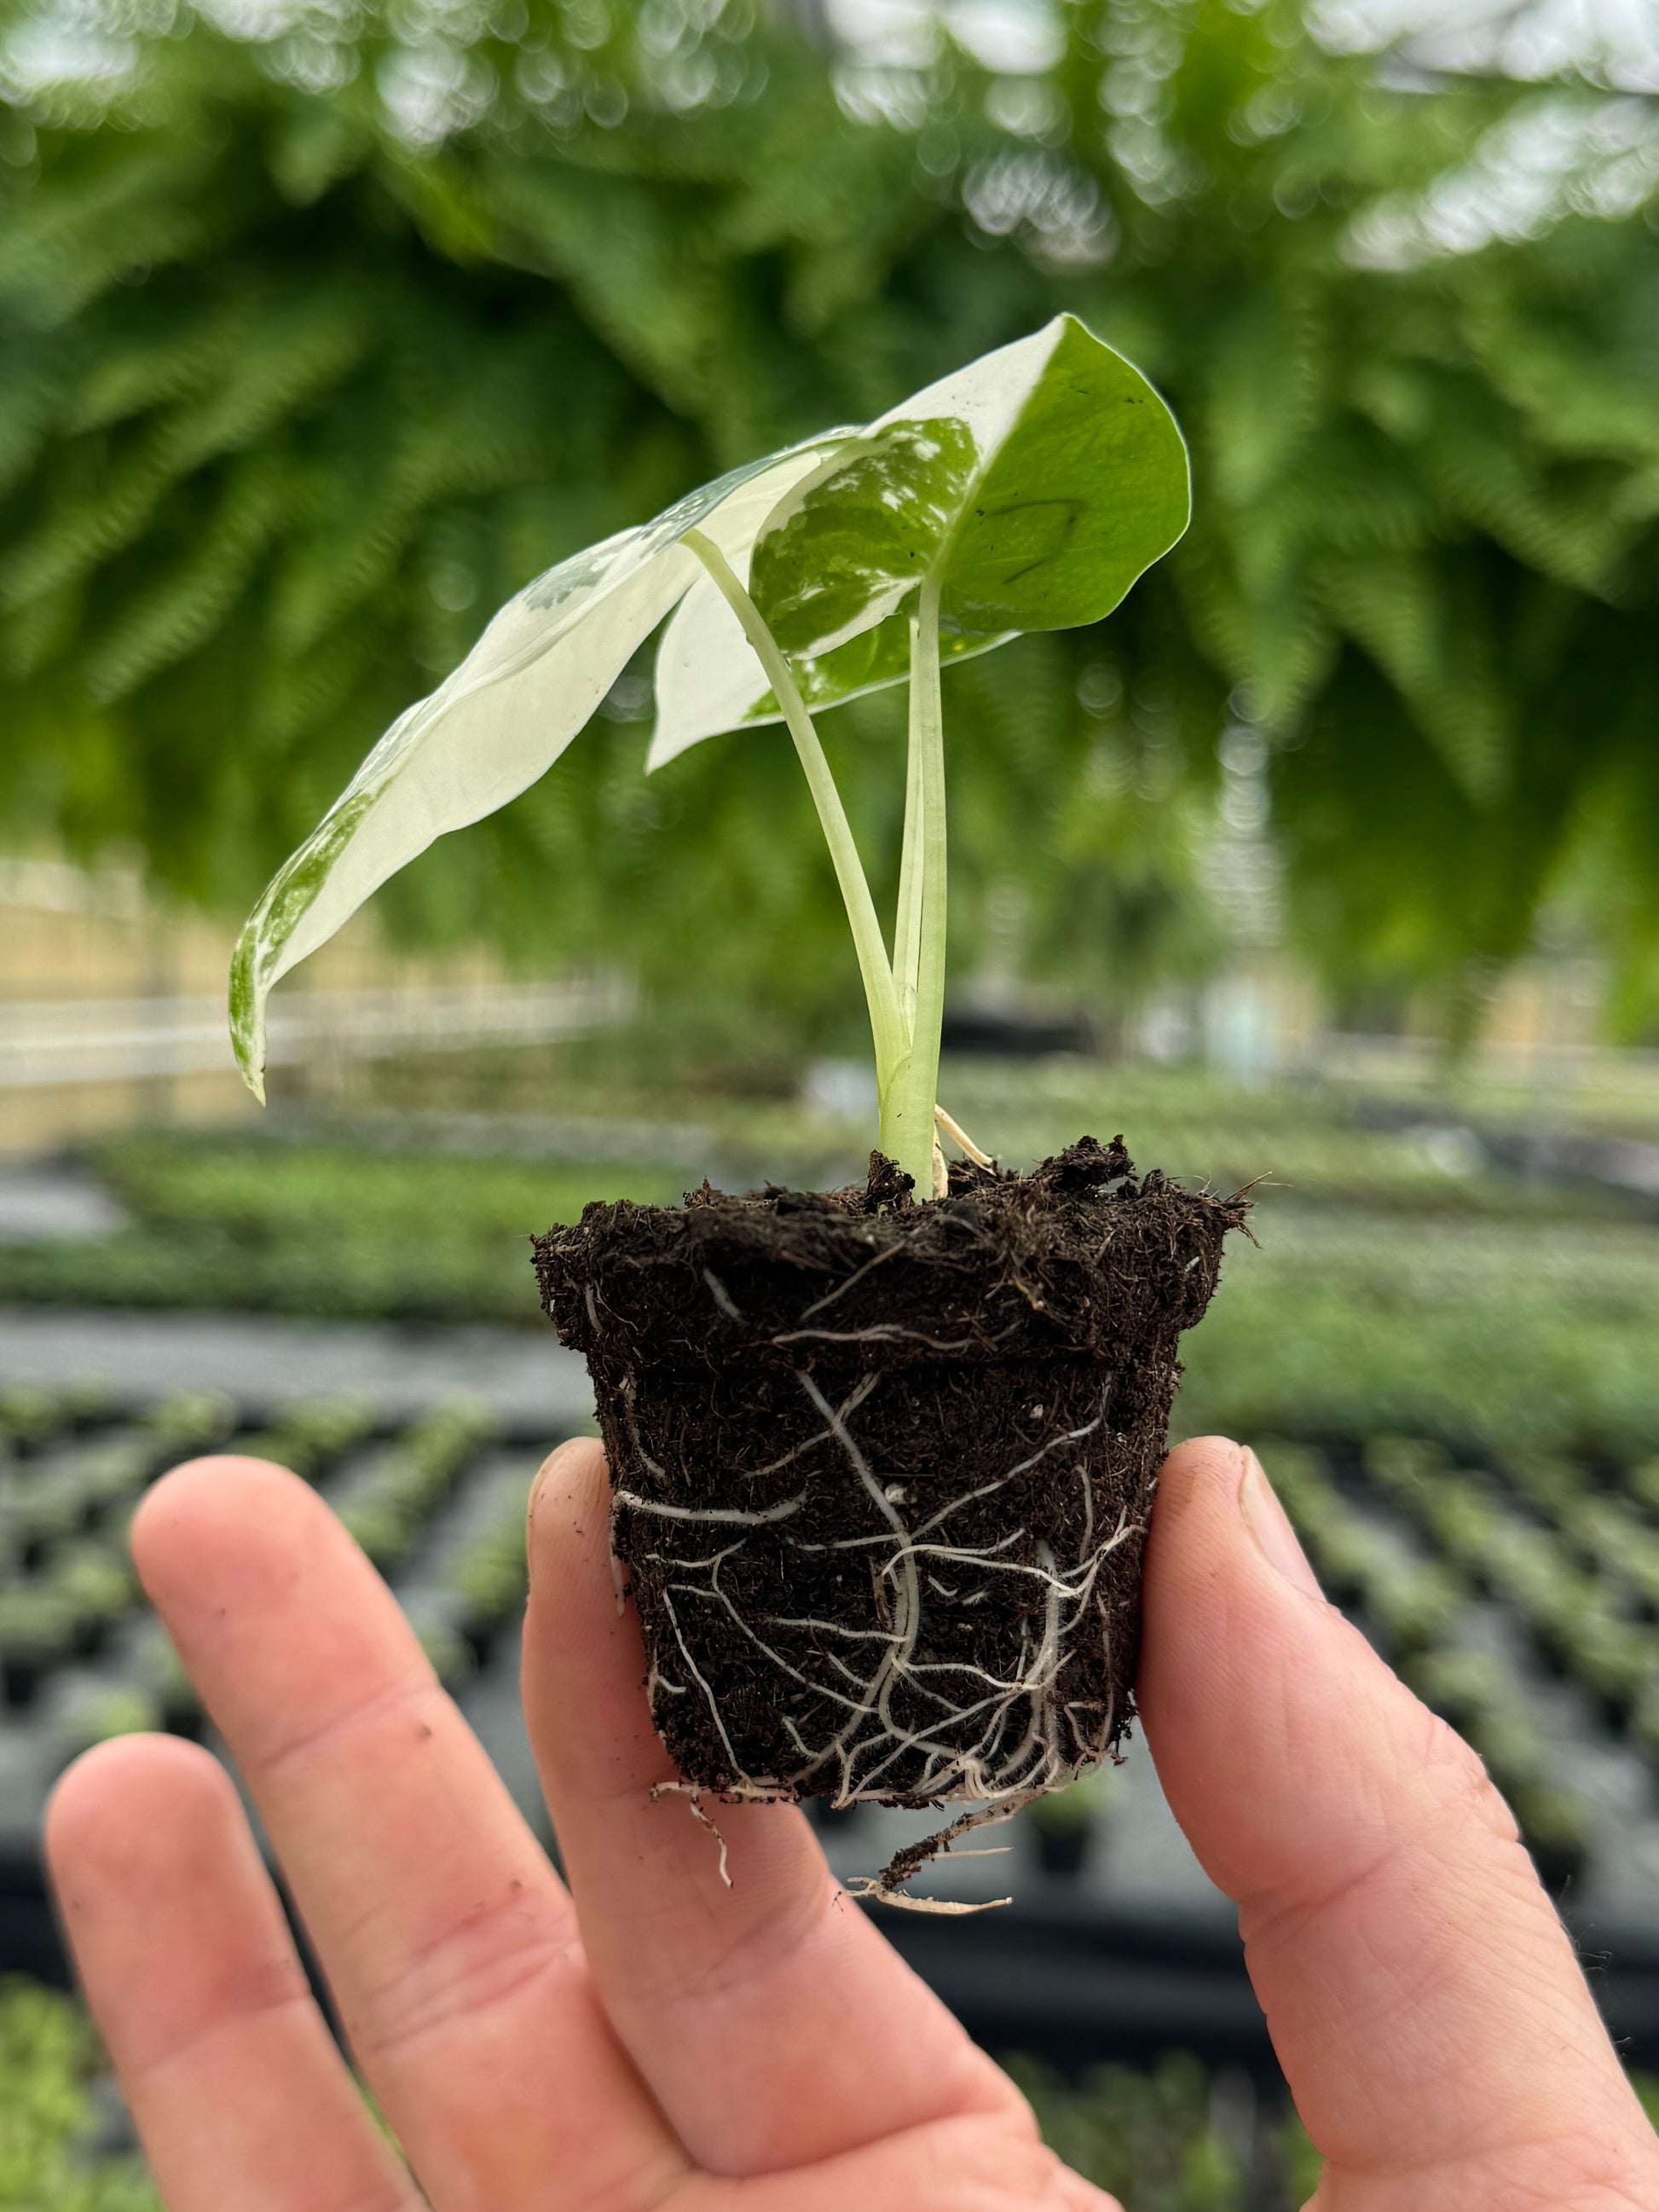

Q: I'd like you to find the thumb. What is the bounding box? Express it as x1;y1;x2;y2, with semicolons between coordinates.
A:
1136;1436;1658;2212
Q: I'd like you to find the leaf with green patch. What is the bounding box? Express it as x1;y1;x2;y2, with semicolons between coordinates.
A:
228;433;849;1094
646;316;1188;766
231;316;1189;1109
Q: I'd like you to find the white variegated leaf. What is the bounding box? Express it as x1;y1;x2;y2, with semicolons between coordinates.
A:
233;315;1189;1101
647;315;1188;767
645;327;1060;768
230;434;849;1094
645;327;1066;769
647;561;763;771
647;548;1012;771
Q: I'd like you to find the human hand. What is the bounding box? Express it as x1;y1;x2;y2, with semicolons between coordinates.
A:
44;1435;1659;2212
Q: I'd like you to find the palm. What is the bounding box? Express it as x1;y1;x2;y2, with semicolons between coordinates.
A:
46;1438;1659;2212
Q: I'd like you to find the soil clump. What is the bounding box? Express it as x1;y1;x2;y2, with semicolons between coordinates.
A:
535;1138;1246;1884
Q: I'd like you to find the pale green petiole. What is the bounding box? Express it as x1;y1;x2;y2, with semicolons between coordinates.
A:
892;658;927;1033
228;321;1191;1174
887;572;949;1193
680;531;915;1168
681;531;949;1195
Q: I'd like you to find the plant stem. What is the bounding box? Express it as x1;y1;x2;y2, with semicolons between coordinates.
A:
893;681;927;1031
884;570;948;1192
681;530;906;1112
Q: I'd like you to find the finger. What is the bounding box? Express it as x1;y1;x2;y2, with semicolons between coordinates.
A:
522;1439;1017;2176
131;1456;690;2212
737;2111;1118;2212
46;1733;418;2212
1139;1436;1659;2210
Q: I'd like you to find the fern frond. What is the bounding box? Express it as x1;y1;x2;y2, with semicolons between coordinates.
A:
82;449;293;701
2;0;1657;1034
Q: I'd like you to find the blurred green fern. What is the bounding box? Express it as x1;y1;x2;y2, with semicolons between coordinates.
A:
1;0;1656;1039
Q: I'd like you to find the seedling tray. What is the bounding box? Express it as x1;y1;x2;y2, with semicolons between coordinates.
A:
3;1375;1658;2066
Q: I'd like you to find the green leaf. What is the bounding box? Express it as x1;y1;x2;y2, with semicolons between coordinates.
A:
646;316;1189;764
230;318;1189;1104
649;566;1003;765
228;432;847;1094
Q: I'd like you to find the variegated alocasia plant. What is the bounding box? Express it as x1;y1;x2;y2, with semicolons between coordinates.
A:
231;314;1189;1192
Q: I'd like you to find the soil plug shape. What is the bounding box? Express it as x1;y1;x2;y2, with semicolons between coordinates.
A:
230;316;1246;1904
535;1144;1244;1906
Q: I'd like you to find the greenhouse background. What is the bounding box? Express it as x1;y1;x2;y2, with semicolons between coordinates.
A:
3;0;1659;2200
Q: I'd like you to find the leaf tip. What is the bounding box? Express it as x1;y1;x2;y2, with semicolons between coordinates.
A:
228;924;269;1107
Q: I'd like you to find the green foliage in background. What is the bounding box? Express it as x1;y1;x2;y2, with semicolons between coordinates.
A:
0;1977;1323;2212
0;1979;156;2212
1176;1207;1659;1461
0;1979;1315;2212
6;1057;1659;1457
2;0;1657;1041
0;1132;678;1323
1013;2051;1316;2209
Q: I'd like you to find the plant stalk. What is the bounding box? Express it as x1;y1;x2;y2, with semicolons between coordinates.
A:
892;675;927;1031
681;530;906;1109
883;571;948;1191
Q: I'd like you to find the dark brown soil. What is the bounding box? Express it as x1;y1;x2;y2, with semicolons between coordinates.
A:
535;1138;1245;1844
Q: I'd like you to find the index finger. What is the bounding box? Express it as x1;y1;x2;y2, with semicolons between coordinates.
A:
1138;1436;1659;2208
520;1439;1025;2179
130;1456;689;2212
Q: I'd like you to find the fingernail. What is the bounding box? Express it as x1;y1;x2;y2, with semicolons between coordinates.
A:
1238;1447;1323;1600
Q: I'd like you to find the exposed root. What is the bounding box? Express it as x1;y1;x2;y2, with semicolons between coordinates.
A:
847;1786;1042;1911
536;1136;1251;1910
622;1374;1131;1902
651;1782;734;1887
843;1884;1011;1916
934;1102;994;1169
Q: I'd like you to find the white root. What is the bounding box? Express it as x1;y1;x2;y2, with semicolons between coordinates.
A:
614;1487;808;1527
842;1886;1012;1916
616;1370;1133;1905
651;1784;734;1888
934;1102;995;1169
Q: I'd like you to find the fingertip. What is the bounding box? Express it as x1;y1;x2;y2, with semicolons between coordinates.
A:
1136;1440;1652;2192
523;1435;629;1691
1137;1428;1387;1892
1148;1434;1326;1607
529;1433;608;1520
1143;1434;1250;1608
47;1732;234;1893
130;1453;311;1587
143;1450;309;1502
1153;1433;1248;1520
45;1730;332;2126
521;1434;669;1812
130;1456;422;1727
527;1436;610;1578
